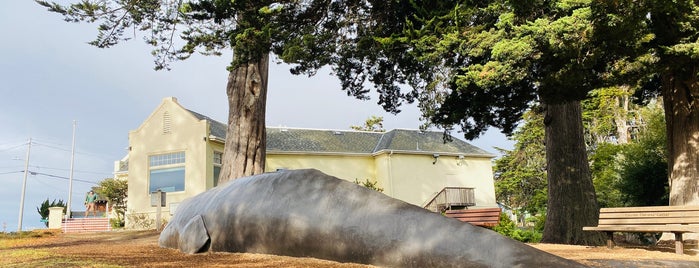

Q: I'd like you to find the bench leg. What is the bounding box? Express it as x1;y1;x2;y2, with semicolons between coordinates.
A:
605;231;614;249
674;232;684;254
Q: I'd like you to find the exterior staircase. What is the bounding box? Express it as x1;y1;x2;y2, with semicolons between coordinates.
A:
62;217;111;233
423;187;476;212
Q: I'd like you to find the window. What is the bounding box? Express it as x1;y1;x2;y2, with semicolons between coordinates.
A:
213;151;222;165
213;151;222;187
149;151;185;167
149;152;185;192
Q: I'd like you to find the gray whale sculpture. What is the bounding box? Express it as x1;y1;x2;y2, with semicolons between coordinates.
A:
159;169;584;267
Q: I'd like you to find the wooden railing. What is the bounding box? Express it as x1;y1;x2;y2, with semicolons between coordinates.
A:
424;187;475;212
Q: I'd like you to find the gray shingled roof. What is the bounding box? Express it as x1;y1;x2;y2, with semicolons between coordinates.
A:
267;128;493;157
375;129;493;156
187;109;227;138
186;110;493;157
267;128;383;154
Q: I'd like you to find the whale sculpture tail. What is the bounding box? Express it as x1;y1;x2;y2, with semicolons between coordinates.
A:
160;214;210;254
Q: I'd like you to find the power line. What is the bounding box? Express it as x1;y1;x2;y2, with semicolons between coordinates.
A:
31;141;71;153
25;170;99;185
0;171;23;175
0;142;29;153
32;141;118;160
2;164;112;175
27;165;112;176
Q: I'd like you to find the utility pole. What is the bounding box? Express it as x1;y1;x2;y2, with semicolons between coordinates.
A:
67;121;76;219
17;138;32;232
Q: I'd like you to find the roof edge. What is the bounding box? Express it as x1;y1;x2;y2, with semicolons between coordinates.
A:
266;151;372;157
372;149;495;158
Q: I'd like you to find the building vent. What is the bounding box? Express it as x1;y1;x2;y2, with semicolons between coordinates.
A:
163;112;172;134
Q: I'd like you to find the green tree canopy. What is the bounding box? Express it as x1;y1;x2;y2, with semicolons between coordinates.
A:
494;108;547;216
617;101;668;206
291;0;606;245
36;198;66;227
591;0;699;206
97;178;128;226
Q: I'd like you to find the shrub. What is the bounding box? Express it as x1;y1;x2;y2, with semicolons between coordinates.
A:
354;178;384;192
493;213;542;243
110;218;125;229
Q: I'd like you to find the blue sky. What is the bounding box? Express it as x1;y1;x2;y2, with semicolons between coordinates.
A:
0;1;513;232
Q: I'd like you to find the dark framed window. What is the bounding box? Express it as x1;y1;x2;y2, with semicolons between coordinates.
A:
149;152;185;192
213;151;222;187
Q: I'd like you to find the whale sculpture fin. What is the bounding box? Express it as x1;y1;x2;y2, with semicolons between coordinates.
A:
178;214;210;254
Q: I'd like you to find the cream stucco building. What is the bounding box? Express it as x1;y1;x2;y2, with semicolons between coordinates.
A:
117;97;497;228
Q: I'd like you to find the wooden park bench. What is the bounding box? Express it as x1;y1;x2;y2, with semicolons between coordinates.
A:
444;207;502;228
583;206;699;254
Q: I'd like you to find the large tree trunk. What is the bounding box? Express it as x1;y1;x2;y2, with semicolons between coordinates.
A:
541;101;604;245
218;54;269;182
662;73;699;206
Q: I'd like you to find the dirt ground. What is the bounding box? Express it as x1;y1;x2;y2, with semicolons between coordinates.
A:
3;230;699;267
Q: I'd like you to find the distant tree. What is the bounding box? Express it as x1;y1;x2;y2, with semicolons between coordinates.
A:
350;116;385;132
497;98;660;210
588;143;625;208
583;86;639;208
36;199;66;227
617;101;668;206
494;108;547;217
97;178;128;227
591;1;699;206
582;86;636;147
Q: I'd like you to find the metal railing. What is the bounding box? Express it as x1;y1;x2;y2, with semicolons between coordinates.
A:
424;187;476;212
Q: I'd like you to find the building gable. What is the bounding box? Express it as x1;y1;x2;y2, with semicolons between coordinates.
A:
131;97;206;137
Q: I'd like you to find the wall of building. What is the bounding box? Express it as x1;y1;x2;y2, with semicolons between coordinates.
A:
267;151;496;209
206;141;225;188
125;98;211;228
265;154;376;183
374;152;497;208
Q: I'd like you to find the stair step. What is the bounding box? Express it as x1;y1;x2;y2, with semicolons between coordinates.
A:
62;218;111;233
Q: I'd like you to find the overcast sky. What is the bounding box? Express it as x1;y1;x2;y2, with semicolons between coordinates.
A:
0;1;513;231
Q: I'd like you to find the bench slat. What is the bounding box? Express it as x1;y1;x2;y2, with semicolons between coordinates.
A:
599;217;699;225
469;222;499;227
445;211;501;217
600;206;699;213
443;208;501;228
599;211;699;219
444;208;501;213
583;225;699;233
451;216;500;221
